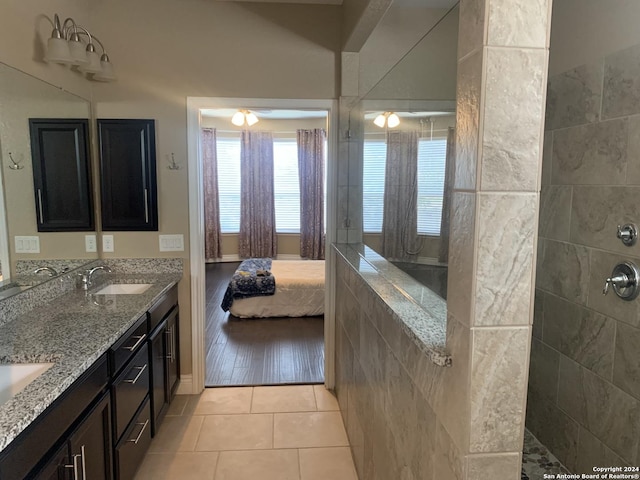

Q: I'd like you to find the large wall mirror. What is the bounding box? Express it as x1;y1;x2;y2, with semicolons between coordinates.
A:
0;62;97;297
354;3;458;300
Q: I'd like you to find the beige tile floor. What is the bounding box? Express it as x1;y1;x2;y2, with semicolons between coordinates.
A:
135;385;358;480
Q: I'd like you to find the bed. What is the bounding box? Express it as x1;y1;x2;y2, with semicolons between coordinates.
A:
222;259;325;318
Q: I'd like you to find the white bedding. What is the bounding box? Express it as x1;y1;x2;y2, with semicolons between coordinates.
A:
229;260;325;318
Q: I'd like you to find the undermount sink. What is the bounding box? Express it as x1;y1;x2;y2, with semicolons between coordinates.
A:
94;283;153;295
0;363;54;406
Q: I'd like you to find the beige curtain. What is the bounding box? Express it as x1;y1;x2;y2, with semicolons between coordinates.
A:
202;128;222;260
239;131;277;258
297;128;326;260
438;127;455;264
382;131;420;261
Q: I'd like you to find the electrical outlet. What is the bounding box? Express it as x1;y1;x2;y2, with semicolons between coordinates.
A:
102;235;114;253
159;234;184;252
85;234;97;253
14;236;40;253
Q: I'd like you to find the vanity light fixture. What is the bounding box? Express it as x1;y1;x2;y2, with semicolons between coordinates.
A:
231;110;259;127
44;13;116;82
374;112;400;128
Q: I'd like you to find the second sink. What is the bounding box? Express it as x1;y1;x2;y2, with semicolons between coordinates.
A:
94;284;153;295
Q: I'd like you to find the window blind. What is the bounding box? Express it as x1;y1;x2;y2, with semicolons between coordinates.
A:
216;137;241;233
362;140;387;233
362;137;447;236
273;139;301;233
417;138;447;236
216;136;302;234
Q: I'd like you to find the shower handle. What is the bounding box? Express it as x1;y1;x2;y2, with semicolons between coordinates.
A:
602;261;640;301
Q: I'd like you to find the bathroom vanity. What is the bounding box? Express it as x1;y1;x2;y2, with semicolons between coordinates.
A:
0;273;181;480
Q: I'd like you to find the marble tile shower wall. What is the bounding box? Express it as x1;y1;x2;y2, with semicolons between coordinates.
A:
529;42;640;472
334;253;469;479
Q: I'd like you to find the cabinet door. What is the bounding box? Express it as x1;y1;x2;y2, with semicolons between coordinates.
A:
149;320;167;436
68;392;112;480
32;442;69;480
98;119;157;231
29;119;94;232
165;308;179;400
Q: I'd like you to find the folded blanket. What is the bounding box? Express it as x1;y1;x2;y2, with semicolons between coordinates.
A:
221;258;276;311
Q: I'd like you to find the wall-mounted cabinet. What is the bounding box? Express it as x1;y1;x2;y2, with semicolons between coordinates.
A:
97;119;158;231
29;119;94;232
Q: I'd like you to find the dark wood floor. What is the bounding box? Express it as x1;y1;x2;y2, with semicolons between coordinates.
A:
205;262;324;387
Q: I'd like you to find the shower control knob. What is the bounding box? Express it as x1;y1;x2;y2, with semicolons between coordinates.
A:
616;224;638;246
602;262;640;301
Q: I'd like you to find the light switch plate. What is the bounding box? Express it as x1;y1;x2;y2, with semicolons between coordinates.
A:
102;235;114;253
14;236;40;253
85;234;97;253
159;234;184;252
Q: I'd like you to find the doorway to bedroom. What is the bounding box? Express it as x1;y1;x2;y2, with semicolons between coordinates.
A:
199;106;330;387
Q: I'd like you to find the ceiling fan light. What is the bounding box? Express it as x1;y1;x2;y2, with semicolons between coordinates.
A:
245;112;259;126
387;113;400;128
231;111;246;126
373;113;387;128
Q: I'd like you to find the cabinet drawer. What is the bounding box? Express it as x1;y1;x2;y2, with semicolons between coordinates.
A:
114;397;151;480
112;344;149;442
148;285;177;332
110;314;148;376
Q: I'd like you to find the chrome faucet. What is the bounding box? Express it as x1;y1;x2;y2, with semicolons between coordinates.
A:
79;265;112;290
33;266;58;277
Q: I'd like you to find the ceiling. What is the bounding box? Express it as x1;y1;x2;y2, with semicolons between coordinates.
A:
201;108;328;120
215;0;343;5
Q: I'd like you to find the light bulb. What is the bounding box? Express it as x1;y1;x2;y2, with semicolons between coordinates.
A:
374;113;387;128
387;113;400;128
246;112;259;126
231;111;246;126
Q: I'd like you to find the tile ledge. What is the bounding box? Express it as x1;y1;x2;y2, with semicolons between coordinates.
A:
333;243;452;368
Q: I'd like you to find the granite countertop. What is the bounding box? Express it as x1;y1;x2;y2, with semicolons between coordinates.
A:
333;243;451;367
0;272;181;452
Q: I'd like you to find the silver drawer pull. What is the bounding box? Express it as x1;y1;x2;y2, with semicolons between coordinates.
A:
64;453;82;480
127;419;149;444
124;364;147;384
123;334;147;352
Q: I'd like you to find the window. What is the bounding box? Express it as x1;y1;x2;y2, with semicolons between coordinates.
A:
217;137;241;233
273;139;301;233
362;137;447;236
362;140;386;233
417;138;447;235
216;137;302;233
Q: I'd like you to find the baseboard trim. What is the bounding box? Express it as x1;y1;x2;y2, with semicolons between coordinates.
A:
176;374;195;395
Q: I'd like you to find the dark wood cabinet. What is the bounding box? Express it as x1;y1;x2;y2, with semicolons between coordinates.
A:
147;286;180;435
35;392;112;480
113;399;151;480
97;119;158;231
165;308;179;399
149;324;166;436
0;287;179;480
68;392;113;480
29;119;94;232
